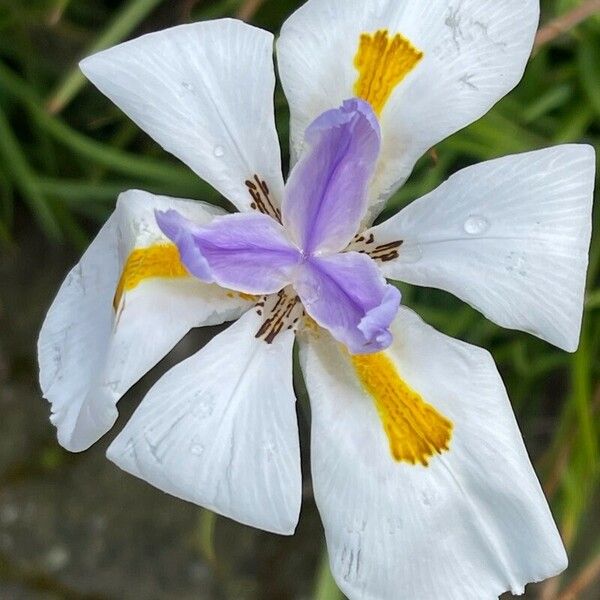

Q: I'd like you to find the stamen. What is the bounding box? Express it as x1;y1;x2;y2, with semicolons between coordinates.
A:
255;289;303;344
245;174;282;223
348;233;403;263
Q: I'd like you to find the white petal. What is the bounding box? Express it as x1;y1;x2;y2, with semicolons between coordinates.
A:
107;308;302;535
277;0;539;218
80;20;283;212
370;145;596;352
38;190;249;453
300;308;567;600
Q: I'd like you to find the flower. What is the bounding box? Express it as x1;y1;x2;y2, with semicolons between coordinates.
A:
38;1;596;599
154;97;402;355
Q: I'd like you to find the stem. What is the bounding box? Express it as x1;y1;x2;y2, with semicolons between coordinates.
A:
314;550;343;600
196;510;218;568
571;324;598;472
534;0;600;51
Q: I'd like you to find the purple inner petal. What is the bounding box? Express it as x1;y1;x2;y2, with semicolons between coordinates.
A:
153;99;400;352
156;209;302;295
293;252;401;354
282;98;381;255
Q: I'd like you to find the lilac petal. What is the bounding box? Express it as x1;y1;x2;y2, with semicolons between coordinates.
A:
154;209;212;280
357;285;402;349
294;252;401;354
156;209;302;295
282;98;381;255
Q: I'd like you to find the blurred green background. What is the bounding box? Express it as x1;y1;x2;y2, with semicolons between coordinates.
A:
0;0;598;598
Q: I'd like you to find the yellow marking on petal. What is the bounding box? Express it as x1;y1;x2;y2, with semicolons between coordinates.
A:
114;243;188;309
351;352;452;466
226;292;257;302
238;292;258;302
303;315;321;332
354;30;423;116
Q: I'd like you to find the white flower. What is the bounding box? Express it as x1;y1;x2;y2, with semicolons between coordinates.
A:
38;1;596;599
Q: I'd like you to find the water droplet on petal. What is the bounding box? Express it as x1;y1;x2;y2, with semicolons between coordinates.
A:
194;395;214;419
263;441;276;456
190;443;204;456
399;244;423;264
213;145;225;158
421;490;434;506
181;81;194;92
506;251;527;275
463;215;490;236
386;516;403;535
302;281;322;305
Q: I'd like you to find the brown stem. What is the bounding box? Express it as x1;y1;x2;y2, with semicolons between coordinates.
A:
534;0;600;51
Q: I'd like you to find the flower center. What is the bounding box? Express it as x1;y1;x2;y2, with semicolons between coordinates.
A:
254;289;304;343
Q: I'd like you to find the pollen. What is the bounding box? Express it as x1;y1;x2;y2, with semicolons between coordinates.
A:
351;351;453;466
353;30;423;117
114;243;188;309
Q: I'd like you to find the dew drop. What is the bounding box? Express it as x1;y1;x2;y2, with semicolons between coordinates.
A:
194;396;214;419
190;443;204;456
213;145;225;158
386;516;403;535
302;281;322;305
506;251;527;275
421;490;433;506
463;215;490;236
263;441;276;456
399;243;423;264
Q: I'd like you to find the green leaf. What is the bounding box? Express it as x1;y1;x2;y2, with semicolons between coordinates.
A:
0;105;61;240
578;33;600;117
314;550;343;600
46;0;164;113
